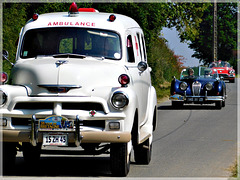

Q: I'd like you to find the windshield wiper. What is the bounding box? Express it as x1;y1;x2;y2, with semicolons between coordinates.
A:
53;53;86;59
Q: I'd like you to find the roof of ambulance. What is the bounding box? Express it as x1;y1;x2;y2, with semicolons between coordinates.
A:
24;11;141;32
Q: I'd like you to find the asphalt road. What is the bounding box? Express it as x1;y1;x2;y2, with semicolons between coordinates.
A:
2;80;237;180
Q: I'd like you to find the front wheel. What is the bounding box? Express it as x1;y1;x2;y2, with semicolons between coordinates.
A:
215;101;222;109
3;142;17;174
134;138;152;164
22;142;41;164
110;143;131;177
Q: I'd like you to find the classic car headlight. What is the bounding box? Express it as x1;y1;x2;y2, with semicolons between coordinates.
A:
111;91;129;109
229;70;234;74
0;90;7;106
205;83;213;91
179;82;188;91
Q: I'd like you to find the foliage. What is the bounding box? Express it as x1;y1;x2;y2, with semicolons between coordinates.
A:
167;3;210;43
148;37;183;98
188;3;238;69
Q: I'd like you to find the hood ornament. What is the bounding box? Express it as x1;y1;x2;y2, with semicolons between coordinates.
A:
55;60;68;67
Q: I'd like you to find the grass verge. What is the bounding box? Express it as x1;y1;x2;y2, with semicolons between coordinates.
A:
155;81;171;104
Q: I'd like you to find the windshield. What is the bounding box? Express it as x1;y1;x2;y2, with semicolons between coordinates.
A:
209;61;230;68
20;27;121;60
180;67;219;80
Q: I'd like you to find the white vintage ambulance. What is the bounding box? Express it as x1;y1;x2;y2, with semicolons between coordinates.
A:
1;3;157;176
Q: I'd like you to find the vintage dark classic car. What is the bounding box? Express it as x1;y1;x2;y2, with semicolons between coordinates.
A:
170;67;226;109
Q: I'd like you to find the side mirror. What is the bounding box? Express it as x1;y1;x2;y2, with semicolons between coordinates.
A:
2;50;14;66
2;50;9;60
138;61;147;72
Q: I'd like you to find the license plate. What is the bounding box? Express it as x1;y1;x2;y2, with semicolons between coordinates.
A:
39;115;74;131
43;133;68;146
194;98;199;101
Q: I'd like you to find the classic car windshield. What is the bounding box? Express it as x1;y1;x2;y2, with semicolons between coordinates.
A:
20;27;121;60
181;67;219;79
209;61;230;68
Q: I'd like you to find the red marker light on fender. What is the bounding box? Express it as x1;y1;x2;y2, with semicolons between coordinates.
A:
32;13;39;21
0;72;8;84
118;74;130;87
109;14;116;22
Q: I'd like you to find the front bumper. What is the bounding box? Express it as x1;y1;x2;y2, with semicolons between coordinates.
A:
219;73;235;80
0;96;131;145
170;94;223;103
1;129;131;144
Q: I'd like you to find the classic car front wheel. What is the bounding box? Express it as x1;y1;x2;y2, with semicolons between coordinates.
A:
2;142;17;173
215;101;222;109
22;142;41;163
110;142;131;177
134;138;152;164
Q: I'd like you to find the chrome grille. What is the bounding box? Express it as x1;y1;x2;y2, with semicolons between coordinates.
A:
14;102;104;111
192;81;201;96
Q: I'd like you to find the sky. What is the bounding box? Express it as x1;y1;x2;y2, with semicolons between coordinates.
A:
161;27;203;67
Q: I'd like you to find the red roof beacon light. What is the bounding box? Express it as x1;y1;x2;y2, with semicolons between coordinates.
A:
109;14;116;22
32;13;39;21
118;74;130;87
69;2;79;16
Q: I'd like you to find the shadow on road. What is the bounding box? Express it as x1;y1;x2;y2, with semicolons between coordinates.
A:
158;104;221;110
4;155;112;177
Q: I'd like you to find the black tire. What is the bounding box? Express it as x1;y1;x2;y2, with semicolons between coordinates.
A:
110;143;130;177
134;138;152;164
22;142;41;163
222;100;225;107
2;142;17;174
215;101;222;109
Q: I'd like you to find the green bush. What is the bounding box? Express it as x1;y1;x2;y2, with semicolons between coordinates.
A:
148;38;182;99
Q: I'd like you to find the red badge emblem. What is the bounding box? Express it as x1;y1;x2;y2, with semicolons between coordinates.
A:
89;110;96;117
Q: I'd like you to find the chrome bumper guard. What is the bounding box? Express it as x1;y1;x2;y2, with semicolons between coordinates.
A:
30;115;83;147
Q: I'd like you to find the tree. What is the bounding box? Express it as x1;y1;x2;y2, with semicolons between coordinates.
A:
188;3;238;66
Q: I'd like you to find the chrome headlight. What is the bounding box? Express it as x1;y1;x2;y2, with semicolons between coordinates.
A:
205;83;213;91
111;91;129;109
229;70;234;74
0;90;7;106
179;82;188;91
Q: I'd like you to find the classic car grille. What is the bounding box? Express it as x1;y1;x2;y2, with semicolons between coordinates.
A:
219;74;228;78
11;117;105;129
14;102;104;111
192;81;201;96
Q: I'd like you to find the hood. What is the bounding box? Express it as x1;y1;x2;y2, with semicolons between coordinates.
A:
212;67;230;71
11;57;127;96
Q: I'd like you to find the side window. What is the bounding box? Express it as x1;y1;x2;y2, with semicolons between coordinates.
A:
136;33;143;61
141;35;147;61
127;35;135;63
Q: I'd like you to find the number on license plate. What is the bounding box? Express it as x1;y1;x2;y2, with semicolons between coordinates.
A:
43;134;68;146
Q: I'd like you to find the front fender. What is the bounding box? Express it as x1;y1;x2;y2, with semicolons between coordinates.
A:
0;85;28;110
109;87;139;133
215;81;225;96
